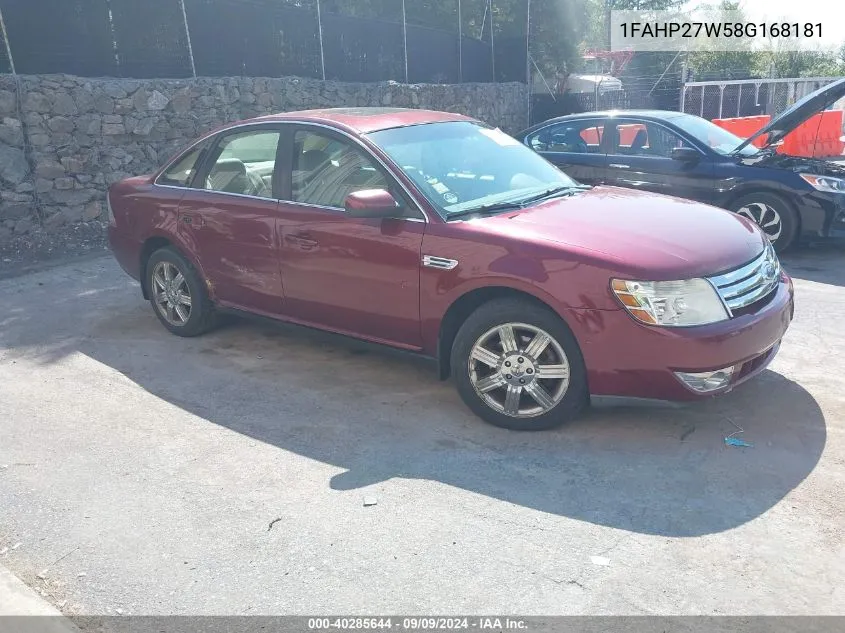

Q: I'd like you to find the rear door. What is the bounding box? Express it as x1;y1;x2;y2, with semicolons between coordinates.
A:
177;125;286;315
524;118;608;184
603;119;716;203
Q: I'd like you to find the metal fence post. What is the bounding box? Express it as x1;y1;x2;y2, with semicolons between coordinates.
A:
316;0;326;81
178;0;197;77
489;0;495;82
402;0;409;83
526;0;531;124
457;0;462;83
0;4;16;74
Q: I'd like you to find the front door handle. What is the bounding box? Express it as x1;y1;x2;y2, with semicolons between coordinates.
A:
608;163;630;169
285;233;319;250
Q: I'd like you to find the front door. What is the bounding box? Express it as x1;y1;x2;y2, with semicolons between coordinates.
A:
525;118;608;184
276;126;426;348
603;120;716;204
177;126;285;315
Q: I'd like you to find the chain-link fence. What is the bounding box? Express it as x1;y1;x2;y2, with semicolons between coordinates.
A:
0;0;529;84
681;78;841;120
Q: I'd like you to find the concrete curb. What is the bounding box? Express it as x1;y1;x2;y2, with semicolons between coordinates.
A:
0;565;79;631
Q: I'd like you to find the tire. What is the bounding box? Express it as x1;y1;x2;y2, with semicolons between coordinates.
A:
450;298;589;431
146;246;217;337
729;191;798;253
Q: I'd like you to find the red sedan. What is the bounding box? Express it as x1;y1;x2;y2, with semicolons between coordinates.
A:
108;108;794;430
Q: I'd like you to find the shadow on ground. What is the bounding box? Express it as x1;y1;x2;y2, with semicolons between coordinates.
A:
0;256;830;538
782;239;845;286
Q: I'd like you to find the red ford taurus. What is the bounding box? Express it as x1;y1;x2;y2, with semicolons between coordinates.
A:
108;108;794;430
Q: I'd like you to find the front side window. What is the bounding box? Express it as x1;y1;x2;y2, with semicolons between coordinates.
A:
369;121;580;218
609;122;696;158
292;130;390;209
158;145;205;187
526;120;605;154
203;130;280;198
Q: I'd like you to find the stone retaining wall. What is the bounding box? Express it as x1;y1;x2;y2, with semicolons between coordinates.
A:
0;74;528;240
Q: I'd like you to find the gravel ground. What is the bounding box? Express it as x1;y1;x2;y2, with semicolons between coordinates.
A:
0;223;108;281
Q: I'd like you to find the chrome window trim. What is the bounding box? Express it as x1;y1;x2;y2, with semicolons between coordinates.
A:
152;119;429;223
156;183;278;203
279;198;425;222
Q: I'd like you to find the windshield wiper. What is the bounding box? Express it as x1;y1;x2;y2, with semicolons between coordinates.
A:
447;200;526;220
446;185;590;220
516;184;591;205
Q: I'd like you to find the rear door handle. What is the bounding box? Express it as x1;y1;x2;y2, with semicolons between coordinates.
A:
608;163;630;169
181;214;203;227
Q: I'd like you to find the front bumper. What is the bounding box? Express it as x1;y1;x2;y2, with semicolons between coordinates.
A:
799;190;845;238
574;275;794;401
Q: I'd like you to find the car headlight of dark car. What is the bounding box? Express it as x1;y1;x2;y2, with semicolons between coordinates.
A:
800;174;845;193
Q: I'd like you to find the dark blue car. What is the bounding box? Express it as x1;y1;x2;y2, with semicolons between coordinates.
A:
519;78;845;251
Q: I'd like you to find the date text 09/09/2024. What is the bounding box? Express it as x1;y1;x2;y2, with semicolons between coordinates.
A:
308;617;528;630
620;22;822;38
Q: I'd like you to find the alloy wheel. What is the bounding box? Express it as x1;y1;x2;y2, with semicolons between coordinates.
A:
152;261;193;327
736;202;783;243
468;322;571;418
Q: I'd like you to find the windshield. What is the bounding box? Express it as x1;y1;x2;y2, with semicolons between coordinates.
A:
670;113;759;157
367;121;580;217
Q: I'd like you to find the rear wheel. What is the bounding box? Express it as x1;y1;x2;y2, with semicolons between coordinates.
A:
730;191;798;253
451;299;588;431
147;247;217;337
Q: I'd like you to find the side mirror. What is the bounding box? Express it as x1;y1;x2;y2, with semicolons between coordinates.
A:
671;146;700;162
344;189;400;218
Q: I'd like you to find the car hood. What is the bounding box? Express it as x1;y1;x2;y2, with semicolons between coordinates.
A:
740;150;845;177
735;77;845;153
479;186;767;280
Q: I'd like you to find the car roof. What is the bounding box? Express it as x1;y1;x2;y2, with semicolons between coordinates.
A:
523;109;690;133
241;107;476;134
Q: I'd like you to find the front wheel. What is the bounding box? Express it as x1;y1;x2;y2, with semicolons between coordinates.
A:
450;299;589;431
730;192;798;253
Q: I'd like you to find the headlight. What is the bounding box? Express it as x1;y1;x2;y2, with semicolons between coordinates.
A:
611;278;729;327
800;174;845;193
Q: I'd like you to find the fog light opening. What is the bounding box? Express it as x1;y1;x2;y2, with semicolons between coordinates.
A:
674;366;736;393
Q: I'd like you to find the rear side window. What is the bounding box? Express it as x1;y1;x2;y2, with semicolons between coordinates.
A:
527;120;605;154
158;146;205;187
202;130;281;198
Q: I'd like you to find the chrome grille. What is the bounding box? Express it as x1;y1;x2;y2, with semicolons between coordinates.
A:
707;243;781;314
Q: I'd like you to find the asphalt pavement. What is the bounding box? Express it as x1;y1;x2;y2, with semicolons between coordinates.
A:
0;246;843;615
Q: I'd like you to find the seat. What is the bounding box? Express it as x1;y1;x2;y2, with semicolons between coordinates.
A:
551;128;588;153
630;129;648;154
293;149;331;197
207;158;252;195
